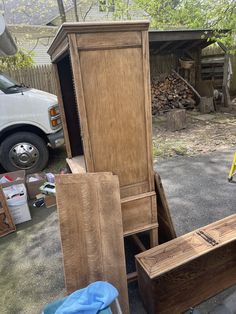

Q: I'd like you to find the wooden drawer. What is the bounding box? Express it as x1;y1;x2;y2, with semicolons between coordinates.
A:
136;214;236;314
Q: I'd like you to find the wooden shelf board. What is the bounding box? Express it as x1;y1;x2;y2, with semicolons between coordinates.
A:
66;156;86;174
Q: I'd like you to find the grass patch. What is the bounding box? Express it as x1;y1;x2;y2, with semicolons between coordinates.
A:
153;140;187;159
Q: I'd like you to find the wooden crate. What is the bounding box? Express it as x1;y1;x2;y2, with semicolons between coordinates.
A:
136;214;236;314
48;21;158;242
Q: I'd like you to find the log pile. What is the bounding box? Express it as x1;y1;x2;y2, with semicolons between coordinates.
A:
151;73;197;115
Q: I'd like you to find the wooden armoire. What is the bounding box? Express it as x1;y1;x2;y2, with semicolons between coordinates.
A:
48;21;158;245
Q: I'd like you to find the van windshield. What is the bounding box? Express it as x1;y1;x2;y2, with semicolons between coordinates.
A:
0;73;24;93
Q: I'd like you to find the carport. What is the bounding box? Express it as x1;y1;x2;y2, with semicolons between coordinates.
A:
148;29;230;105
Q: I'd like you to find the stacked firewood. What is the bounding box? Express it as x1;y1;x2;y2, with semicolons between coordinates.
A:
151;73;196;115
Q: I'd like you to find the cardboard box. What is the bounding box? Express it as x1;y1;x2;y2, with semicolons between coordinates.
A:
3;183;31;224
44;195;56;208
26;173;46;200
8;201;31;225
0;170;25;188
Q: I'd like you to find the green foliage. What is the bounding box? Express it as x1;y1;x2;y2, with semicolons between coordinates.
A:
112;0;132;19
134;0;236;49
0;50;35;71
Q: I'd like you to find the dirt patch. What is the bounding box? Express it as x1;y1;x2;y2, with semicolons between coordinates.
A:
153;110;236;161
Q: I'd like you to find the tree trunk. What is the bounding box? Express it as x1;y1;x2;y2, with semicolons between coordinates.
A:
73;0;79;21
199;97;215;113
167;109;186;131
57;0;66;23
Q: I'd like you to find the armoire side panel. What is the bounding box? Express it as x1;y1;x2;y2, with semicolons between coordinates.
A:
79;48;149;188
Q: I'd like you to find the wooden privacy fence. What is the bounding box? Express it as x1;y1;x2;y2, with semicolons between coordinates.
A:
5;65;57;95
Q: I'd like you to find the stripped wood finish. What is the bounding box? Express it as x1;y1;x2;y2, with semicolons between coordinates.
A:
48;21;158;240
136;214;236;314
66;156;86;173
0;186;16;237
55;173;129;314
154;172;176;243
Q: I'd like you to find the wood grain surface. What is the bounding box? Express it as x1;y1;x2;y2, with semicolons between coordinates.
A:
66;156;86;173
154;172;176;243
136;214;236;313
56;173;129;313
80;47;149;186
0;186;16;237
50;21;157;238
76;31;141;50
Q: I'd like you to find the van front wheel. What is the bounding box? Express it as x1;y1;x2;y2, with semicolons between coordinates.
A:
0;132;49;173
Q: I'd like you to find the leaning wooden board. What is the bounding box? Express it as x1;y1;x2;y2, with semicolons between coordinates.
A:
154;172;176;243
56;173;129;314
136;214;236;314
0;185;16;237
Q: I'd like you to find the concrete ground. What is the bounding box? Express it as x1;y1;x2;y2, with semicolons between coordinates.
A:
1;148;236;313
155;147;236;313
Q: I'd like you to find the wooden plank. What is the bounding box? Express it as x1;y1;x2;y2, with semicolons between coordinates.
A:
79;47;149;186
55;173;129;314
0;186;16;238
141;30;155;192
154;172;176;243
136;214;236;314
68;33;94;168
172;69;201;101
223;54;230;88
127;271;138;283
131;234;146;252
121;194;157;235
66;156;86;173
149;228;158;247
223;85;231;107
124;223;158;237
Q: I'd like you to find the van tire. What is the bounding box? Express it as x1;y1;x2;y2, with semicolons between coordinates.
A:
0;132;49;173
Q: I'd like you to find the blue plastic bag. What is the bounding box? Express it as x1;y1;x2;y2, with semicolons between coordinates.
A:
55;281;118;314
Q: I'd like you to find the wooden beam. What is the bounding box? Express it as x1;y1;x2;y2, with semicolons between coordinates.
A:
223;54;230;87
172;40;189;50
185;40;203;51
222;54;231;107
172;70;201;101
127;272;138;283
149;30;215;42
152;41;172;54
131;234;146;252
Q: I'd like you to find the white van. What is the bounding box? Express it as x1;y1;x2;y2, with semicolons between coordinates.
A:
0;73;64;173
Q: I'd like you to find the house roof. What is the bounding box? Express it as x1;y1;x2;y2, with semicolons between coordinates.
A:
149;29;229;54
8;24;58;39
